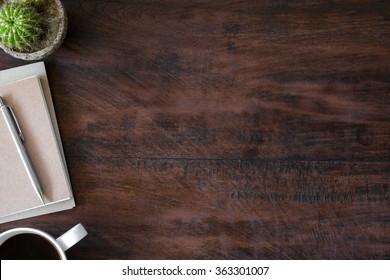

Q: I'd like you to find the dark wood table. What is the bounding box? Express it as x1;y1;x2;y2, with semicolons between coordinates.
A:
0;0;389;259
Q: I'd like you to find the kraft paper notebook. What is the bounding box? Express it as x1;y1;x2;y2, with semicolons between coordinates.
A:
0;62;74;224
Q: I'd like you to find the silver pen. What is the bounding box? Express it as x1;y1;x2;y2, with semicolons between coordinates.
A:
0;96;45;205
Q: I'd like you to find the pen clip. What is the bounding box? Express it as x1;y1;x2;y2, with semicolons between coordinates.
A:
8;106;25;141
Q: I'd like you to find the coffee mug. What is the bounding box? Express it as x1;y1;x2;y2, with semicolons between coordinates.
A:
0;223;87;260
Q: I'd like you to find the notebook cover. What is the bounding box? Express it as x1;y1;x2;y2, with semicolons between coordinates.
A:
0;63;74;223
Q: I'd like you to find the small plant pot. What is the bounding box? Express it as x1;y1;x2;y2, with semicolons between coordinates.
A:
0;0;67;60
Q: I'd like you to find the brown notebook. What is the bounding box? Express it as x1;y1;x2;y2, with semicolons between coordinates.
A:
0;63;74;223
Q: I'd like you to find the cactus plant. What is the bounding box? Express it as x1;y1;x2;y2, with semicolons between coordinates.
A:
0;0;67;59
0;3;44;51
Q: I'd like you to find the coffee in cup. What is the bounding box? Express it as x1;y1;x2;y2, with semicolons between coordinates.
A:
0;223;87;260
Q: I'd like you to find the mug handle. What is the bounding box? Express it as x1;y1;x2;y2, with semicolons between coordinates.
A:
56;223;88;251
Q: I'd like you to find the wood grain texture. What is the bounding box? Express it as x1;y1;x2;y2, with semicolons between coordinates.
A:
0;0;389;259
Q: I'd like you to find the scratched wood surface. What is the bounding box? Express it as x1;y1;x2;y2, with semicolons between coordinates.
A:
0;0;389;259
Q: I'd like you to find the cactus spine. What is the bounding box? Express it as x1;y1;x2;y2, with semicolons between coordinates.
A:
0;3;43;51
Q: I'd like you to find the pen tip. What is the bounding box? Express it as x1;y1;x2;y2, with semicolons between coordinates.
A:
40;195;45;205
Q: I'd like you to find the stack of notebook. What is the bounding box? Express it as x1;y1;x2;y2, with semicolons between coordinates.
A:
0;62;75;224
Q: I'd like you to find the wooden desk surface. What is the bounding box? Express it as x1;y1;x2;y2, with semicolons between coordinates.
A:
0;0;389;259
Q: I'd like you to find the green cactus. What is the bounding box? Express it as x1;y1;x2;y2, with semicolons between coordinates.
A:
0;4;44;51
